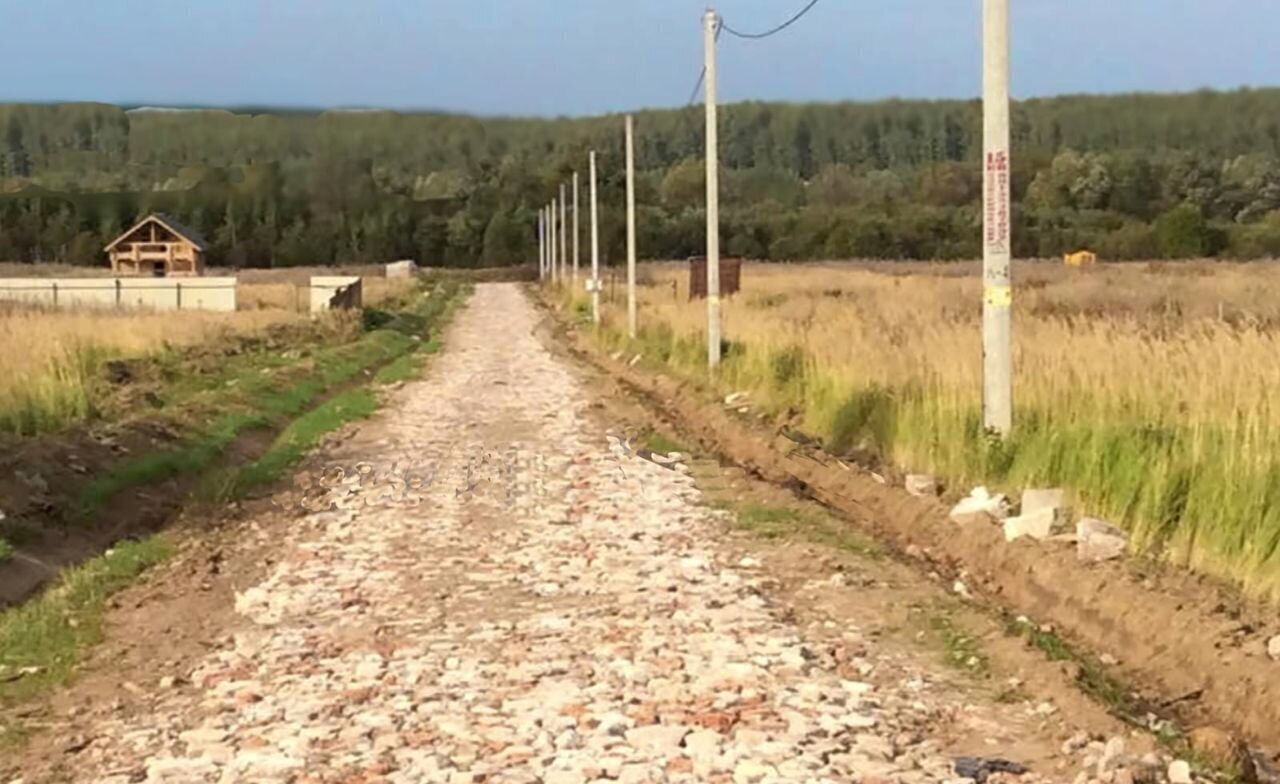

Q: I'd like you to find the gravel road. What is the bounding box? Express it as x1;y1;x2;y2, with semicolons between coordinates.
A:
59;283;1048;784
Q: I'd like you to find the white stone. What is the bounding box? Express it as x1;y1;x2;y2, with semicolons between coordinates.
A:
1268;634;1280;661
733;759;778;783
1077;518;1129;563
1168;760;1194;784
625;724;689;755
905;474;938;498
685;729;724;762
950;486;1008;525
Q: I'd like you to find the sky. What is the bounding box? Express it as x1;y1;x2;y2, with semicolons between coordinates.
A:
2;0;1277;116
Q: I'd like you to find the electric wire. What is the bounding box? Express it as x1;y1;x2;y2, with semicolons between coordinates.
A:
685;20;723;106
718;0;823;40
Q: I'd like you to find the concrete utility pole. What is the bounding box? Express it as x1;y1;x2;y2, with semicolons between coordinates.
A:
704;8;722;369
590;150;601;325
560;183;568;284
538;210;545;281
625;114;638;338
982;0;1013;435
573;172;581;285
550;198;559;285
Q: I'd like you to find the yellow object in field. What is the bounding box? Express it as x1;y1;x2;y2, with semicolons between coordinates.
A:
1064;250;1098;267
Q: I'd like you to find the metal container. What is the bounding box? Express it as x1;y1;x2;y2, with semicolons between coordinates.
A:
688;256;742;301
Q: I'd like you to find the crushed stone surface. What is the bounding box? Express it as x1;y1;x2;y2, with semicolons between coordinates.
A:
56;283;1050;784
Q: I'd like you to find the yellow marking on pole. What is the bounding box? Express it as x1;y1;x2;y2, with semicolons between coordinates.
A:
985;285;1012;308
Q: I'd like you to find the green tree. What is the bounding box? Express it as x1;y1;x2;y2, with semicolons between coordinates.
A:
1154;203;1214;258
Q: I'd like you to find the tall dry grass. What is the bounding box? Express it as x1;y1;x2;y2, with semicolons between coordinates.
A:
0;305;298;436
590;261;1280;601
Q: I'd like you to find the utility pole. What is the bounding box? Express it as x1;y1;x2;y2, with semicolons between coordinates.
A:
982;0;1013;435
590;150;601;325
704;8;722;369
573;172;581;286
550;197;558;285
538;210;545;281
625;114;638;338
560;183;568;284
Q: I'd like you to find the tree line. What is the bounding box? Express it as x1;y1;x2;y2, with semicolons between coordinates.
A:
4;88;1280;268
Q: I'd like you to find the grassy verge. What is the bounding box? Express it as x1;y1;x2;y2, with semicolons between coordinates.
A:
71;280;468;521
580;281;1280;603
0;537;171;745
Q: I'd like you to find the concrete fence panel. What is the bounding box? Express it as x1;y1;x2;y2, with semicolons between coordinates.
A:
386;260;417;279
310;276;363;313
0;278;238;312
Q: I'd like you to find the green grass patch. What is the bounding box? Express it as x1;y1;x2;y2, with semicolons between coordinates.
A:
74;411;267;518
730;501;883;559
642;431;689;456
373;348;424;384
218;388;378;499
929;612;991;676
1006;617;1146;723
0;536;171;745
0;539;12;564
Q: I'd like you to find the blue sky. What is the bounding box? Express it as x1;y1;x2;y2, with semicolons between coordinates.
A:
2;1;1277;116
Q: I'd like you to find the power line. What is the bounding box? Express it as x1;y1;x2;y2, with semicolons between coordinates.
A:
685;19;723;106
686;68;707;107
719;0;823;40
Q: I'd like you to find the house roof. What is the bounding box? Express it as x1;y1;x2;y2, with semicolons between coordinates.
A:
104;213;211;252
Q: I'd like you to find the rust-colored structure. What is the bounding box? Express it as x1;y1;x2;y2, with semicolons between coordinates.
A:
688;256;742;300
105;213;210;277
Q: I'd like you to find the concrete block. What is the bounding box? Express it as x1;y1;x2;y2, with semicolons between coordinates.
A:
310;276;363;313
1021;487;1066;516
1004;508;1057;542
386;260;417;279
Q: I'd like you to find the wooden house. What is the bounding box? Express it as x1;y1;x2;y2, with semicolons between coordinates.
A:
105;213;210;277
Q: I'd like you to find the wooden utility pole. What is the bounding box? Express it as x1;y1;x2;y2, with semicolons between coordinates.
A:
625;114;638;338
573;172;581;285
982;0;1013;434
590;150;601;325
560;183;568;284
704;8;722;369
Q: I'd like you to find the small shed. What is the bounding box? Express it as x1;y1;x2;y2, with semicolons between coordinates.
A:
688;256;742;301
105;213;210;277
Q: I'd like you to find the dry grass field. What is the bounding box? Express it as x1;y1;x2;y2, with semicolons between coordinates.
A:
0;264;418;436
0;306;300;436
590;260;1280;600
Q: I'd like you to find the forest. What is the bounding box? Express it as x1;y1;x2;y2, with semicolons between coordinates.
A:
4;87;1280;268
